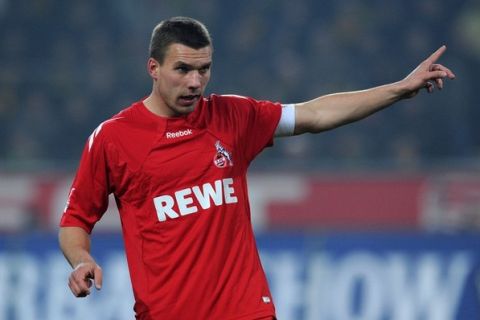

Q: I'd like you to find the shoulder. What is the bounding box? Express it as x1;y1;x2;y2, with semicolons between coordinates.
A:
205;94;282;118
200;94;281;133
209;94;283;109
87;116;124;152
207;94;258;107
87;101;155;150
204;94;272;118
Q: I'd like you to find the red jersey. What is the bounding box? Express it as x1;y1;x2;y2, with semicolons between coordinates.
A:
60;94;282;320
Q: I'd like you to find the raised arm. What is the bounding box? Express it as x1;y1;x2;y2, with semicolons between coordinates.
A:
59;226;103;297
294;45;456;134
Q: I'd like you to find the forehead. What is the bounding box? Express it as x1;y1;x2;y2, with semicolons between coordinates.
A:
164;43;212;65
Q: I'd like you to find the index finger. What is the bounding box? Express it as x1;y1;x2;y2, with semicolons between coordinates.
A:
94;265;103;290
426;45;447;64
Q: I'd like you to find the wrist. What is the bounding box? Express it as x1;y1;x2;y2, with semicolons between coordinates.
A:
388;80;414;100
71;252;96;269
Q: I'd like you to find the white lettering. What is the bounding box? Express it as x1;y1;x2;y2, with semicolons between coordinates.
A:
261;252;303;320
175;188;197;216
165;129;193;139
0;248;474;320
0;254;39;320
0;256;6;318
305;255;334;320
153;178;237;222
0;252;135;320
153;195;179;221
388;253;471;320
333;252;384;320
261;251;473;320
192;180;223;209
223;178;238;204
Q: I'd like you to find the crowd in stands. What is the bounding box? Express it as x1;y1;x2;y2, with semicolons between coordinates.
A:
1;0;479;171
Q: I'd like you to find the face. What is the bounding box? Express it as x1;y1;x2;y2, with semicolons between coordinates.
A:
149;43;212;117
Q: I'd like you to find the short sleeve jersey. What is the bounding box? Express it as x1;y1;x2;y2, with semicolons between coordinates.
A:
60;94;282;320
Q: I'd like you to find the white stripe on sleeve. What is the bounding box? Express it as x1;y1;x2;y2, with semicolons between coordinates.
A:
274;104;296;137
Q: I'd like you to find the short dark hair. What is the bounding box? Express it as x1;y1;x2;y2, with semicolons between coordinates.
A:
149;17;212;64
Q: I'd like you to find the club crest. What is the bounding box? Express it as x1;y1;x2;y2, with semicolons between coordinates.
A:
213;141;233;168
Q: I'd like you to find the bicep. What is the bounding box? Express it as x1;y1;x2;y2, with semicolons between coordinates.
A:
294;101;322;135
294;96;345;134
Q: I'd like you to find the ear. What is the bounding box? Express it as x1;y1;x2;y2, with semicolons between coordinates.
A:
147;58;159;80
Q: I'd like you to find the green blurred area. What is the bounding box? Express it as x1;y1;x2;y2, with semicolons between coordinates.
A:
0;0;479;172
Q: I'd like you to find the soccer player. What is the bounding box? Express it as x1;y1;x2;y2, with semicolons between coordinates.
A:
59;16;455;320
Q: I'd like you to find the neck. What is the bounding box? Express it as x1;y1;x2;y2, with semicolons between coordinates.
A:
143;94;169;117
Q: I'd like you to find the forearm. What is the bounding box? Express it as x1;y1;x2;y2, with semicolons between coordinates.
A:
59;226;95;268
295;81;408;134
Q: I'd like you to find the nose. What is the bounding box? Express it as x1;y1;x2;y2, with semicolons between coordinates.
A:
187;71;202;91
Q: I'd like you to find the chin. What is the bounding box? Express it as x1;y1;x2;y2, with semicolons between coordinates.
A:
173;105;196;116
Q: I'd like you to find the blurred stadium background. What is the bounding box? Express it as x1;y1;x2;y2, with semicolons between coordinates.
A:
1;0;480;319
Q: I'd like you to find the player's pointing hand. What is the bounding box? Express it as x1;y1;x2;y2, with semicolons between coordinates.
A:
68;261;103;298
400;45;456;99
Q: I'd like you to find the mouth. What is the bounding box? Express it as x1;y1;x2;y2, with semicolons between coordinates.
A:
178;94;200;106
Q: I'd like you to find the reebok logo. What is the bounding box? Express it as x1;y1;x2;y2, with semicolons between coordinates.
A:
166;129;193;139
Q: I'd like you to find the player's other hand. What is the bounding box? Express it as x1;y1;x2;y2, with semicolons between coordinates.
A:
400;45;456;99
68;261;103;297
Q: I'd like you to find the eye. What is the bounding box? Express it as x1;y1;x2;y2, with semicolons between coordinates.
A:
176;66;189;74
198;67;210;74
199;66;210;75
